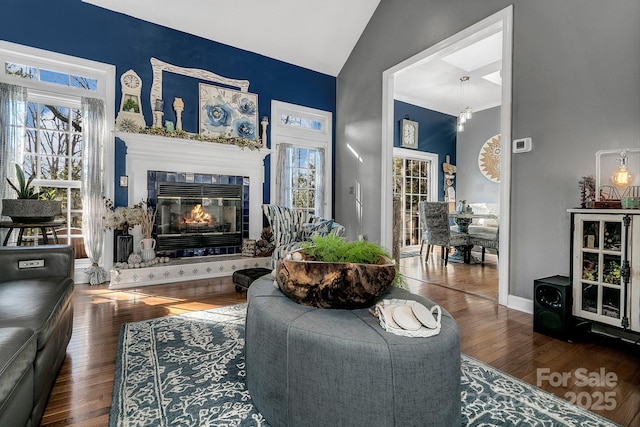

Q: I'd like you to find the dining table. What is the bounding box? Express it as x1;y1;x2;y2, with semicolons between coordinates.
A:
448;212;498;263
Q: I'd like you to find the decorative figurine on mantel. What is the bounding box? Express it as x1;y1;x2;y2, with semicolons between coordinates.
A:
152;99;164;128
173;97;184;131
260;116;269;148
115;70;146;131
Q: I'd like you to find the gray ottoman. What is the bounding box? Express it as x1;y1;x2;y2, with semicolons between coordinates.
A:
245;277;461;427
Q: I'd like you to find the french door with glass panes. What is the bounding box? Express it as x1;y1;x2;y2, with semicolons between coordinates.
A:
392;150;438;247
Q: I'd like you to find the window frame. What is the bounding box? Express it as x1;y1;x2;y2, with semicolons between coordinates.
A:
0;41;116;276
270;100;333;217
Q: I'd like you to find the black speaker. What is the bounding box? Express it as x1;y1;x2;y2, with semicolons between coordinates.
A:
534;275;573;340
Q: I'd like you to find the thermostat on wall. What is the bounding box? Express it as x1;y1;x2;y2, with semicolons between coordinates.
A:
513;137;532;153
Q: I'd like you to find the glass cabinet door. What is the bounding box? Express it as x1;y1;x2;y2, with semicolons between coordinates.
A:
573;214;625;327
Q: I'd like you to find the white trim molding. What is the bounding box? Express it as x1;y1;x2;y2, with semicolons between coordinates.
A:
381;6;513;306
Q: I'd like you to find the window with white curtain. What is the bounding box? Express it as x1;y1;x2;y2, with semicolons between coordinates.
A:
271;101;332;218
0;41;114;267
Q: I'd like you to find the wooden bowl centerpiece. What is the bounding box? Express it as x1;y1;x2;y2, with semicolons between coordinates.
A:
275;236;397;309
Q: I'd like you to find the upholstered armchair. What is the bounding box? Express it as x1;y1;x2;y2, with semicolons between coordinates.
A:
418;201;469;265
262;205;345;267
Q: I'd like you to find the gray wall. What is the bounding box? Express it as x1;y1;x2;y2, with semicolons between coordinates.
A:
456;106;501;204
336;0;640;300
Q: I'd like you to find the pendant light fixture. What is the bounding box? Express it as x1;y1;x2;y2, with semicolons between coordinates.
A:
456;76;473;133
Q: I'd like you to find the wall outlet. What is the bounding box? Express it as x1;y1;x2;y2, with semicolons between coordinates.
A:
119;175;129;187
18;259;45;269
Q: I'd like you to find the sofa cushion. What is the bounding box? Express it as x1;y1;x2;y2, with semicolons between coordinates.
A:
0;277;74;351
0;327;36;404
468;225;499;241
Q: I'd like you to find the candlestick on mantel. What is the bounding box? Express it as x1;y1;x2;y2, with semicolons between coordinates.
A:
153;111;164;128
260;116;269;148
173;97;184;131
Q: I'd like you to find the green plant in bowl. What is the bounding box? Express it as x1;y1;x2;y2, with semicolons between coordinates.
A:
2;164;63;222
300;234;391;265
299;234;406;288
6;164;39;199
276;235;405;309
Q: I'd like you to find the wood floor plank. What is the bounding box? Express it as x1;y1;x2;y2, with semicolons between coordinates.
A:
39;256;639;426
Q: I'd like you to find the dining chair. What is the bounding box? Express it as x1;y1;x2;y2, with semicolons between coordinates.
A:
418;201;469;265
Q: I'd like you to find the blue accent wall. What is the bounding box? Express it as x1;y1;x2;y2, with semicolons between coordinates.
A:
1;0;336;207
393;100;457;201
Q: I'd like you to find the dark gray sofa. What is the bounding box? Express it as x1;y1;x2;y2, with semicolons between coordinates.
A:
0;245;75;427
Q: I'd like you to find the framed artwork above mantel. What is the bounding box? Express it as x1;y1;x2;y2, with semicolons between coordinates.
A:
199;83;258;139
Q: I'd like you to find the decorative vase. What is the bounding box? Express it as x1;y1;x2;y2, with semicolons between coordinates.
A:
140;237;156;262
116;232;134;263
275;250;396;309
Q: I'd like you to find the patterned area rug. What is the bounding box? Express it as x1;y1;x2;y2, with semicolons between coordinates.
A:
110;304;619;427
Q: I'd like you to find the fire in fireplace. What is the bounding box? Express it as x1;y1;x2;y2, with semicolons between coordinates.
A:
148;171;249;256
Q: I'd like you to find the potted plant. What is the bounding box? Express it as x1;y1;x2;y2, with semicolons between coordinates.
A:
103;198;145;263
2;164;62;222
275;234;403;309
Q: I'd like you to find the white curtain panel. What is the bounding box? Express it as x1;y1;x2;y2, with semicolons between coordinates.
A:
0;83;27;244
314;146;325;216
275;143;293;207
81;97;108;284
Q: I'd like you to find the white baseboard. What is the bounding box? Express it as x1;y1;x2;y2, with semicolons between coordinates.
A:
507;294;533;314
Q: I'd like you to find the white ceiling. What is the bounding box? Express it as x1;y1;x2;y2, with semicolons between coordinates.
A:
83;0;501;116
82;0;381;77
394;27;503;117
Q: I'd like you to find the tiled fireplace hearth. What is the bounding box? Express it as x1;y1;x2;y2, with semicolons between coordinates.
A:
110;131;270;288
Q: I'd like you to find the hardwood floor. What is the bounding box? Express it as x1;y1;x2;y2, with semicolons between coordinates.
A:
41;253;639;426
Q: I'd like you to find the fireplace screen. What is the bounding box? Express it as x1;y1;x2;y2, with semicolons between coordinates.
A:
155;182;243;251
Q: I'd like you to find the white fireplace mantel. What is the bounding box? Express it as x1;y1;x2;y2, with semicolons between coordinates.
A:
114;131;270;242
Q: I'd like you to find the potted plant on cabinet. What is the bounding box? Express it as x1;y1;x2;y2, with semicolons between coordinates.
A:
2;164;62;222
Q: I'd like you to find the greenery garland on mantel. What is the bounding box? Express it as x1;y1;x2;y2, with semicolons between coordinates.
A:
117;126;263;151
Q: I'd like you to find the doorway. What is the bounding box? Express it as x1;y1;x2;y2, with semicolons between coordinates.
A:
381;6;513;305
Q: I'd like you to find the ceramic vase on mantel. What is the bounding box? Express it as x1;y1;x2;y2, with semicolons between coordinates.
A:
140;237;156;262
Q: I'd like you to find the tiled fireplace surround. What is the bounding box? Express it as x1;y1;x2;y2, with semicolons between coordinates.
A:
109;132;271;289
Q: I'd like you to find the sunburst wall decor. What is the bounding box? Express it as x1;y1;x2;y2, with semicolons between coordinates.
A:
478;134;501;183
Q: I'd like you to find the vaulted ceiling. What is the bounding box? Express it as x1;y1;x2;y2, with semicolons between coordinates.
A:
83;0;501;116
83;0;381;77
